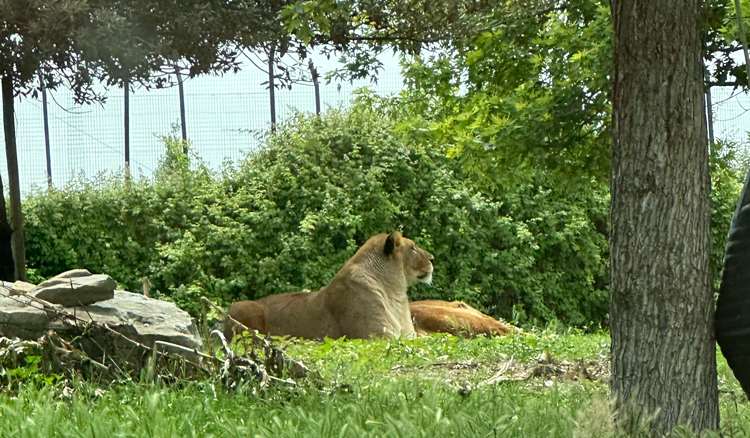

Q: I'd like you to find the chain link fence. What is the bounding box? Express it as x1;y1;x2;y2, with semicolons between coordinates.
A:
2;57;404;195
712;87;750;147
5;58;750;196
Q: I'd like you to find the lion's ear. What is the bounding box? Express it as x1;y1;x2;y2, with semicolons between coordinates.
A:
384;232;397;255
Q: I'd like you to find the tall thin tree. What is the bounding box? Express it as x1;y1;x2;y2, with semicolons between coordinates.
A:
268;45;277;132
176;66;187;146
39;72;52;188
0;75;24;281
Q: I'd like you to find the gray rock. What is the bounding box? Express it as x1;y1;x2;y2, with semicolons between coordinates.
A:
66;290;202;349
0;278;202;354
0;295;50;339
33;274;116;306
37;269;92;288
0;281;37;296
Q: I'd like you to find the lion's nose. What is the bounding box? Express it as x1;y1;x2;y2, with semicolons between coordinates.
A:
429;258;435;266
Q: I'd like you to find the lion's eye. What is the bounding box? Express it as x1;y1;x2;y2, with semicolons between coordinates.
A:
411;246;417;251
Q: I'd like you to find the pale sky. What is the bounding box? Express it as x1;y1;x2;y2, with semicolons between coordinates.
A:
2;52;405;194
2;52;749;195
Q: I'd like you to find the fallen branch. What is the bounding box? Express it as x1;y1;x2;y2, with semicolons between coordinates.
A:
154;340;220;365
201;296;311;380
211;329;297;389
479;357;518;386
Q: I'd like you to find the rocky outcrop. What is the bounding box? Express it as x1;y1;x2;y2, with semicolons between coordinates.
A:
0;295;51;340
0;270;202;350
0;280;38;296
37;269;93;287
59;290;202;349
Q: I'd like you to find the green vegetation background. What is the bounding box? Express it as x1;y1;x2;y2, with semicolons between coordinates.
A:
21;99;744;328
19;0;747;328
5;1;750;435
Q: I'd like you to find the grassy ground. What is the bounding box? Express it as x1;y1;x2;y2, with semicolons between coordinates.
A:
0;329;747;437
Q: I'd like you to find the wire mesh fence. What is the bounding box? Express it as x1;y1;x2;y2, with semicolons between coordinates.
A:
4;56;750;197
711;86;750;146
2;56;405;195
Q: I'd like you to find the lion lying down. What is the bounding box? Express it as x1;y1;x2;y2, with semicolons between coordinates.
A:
225;233;511;340
409;299;510;337
225;232;434;340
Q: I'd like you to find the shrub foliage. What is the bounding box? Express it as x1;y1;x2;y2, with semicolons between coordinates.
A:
23;104;740;327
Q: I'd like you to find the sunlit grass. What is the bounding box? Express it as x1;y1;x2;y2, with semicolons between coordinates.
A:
281;328;610;384
0;377;605;437
0;330;747;437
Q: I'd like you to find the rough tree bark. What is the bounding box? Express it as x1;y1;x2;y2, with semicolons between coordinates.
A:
610;0;718;435
0;173;13;282
1;74;28;282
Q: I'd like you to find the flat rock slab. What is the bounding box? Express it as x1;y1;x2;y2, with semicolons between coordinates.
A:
66;291;202;350
33;274;115;307
0;281;38;296
0;295;50;339
37;269;92;288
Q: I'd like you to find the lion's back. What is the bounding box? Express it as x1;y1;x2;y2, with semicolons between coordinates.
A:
410;300;509;337
258;291;341;339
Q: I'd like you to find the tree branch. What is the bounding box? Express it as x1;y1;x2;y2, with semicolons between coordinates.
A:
707;80;743;87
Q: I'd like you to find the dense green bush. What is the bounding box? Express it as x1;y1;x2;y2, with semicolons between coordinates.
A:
25;172;161;289
25;105;612;326
155;108;611;325
24;140;216;290
24;104;744;326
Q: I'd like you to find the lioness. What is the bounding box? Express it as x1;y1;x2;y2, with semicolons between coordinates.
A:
410;299;510;337
225;232;434;340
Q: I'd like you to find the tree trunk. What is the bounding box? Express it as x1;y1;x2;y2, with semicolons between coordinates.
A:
0;173;13;282
610;0;718;435
1;74;27;282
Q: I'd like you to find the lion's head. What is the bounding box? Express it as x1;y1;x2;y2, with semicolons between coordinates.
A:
381;231;434;285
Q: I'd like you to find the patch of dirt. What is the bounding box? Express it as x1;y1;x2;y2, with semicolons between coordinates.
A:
389;353;610;390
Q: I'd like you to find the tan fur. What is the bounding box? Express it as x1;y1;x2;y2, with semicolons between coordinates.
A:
225;232;434;340
410;299;510;338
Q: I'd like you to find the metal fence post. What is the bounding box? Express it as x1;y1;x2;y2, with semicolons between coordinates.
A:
268;46;276;132
176;66;188;149
124;78;130;168
38;72;52;187
309;59;320;115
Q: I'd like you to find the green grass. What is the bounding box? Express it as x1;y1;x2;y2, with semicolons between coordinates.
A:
0;377;602;437
0;330;747;437
278;328;610;386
